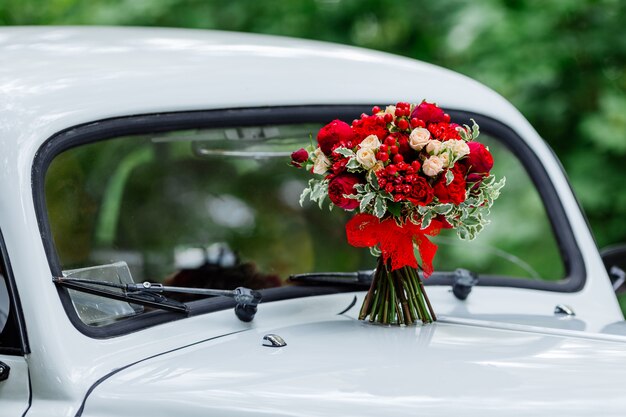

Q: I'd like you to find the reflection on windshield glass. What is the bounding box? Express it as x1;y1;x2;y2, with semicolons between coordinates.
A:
44;123;565;324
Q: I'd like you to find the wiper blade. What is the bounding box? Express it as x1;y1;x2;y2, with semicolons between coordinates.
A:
126;282;261;322
53;278;262;321
288;270;374;286
53;277;189;314
289;268;480;300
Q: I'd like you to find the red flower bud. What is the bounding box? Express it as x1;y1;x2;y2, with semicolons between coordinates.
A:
467;142;494;174
290;148;309;167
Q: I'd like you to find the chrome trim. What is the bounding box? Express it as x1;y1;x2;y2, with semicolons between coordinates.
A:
262;334;287;348
554;304;575;316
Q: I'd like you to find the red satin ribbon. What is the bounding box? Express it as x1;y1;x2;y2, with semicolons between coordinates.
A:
346;213;442;277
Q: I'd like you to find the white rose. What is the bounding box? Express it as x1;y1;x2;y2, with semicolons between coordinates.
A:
359;134;381;151
443;139;470;159
384;105;396;115
426;140;443;155
422;156;444;177
439;152;451;168
372;161;385;172
356;147;377;170
312;148;331;175
409;127;431;151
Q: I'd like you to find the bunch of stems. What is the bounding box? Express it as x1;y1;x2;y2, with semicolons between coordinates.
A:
358;257;436;325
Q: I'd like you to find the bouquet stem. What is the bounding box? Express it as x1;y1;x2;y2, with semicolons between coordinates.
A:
358;257;436;325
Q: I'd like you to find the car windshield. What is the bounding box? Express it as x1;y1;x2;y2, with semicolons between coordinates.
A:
44;119;565;326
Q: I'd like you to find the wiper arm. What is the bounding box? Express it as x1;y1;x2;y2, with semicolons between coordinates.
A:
53;277;189;314
288;270;374;286
126;282;261;322
54;278;262;322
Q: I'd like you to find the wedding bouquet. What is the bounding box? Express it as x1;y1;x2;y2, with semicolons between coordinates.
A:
292;101;504;325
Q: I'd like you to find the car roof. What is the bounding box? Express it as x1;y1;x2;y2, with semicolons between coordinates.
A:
0;26;523;150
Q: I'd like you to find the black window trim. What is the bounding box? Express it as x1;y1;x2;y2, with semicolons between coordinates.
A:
0;228;30;355
31;105;585;338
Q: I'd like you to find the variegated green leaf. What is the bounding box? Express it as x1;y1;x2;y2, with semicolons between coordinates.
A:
434;203;453;215
346;158;360;169
360;192;375;212
334;147;355;158
445;169;454;185
373;196;387;218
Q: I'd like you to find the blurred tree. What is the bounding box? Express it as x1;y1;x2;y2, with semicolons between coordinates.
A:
1;0;624;248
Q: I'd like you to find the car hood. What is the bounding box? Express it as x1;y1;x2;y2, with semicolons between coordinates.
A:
83;314;626;416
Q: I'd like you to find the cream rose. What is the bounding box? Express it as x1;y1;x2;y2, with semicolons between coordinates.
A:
426;140;443;155
312;148;331;175
443;139;470;159
422;155;444;177
409;127;430;151
356;147;377;170
439;152;451;168
359;134;381;151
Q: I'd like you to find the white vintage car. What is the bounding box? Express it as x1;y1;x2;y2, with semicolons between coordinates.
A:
1;26;626;417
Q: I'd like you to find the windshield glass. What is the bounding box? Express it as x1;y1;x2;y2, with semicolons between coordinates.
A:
44;121;565;326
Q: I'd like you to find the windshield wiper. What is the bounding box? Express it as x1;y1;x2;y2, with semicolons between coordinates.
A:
288;270;374;286
53;278;262;321
289;268;479;300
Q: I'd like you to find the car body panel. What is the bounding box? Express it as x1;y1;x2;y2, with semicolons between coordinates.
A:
0;355;29;416
0;27;622;415
84;293;626;417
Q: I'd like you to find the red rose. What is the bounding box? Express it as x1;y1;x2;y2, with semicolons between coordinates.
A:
351;115;388;142
406;176;434;206
290;148;308;167
433;168;467;205
411;102;446;124
317;120;354;155
328;174;362;210
467;142;494;174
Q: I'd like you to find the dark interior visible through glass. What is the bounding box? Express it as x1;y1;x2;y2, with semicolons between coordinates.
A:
44;120;566;325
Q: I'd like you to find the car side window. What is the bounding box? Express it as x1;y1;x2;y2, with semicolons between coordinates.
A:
0;277;8;336
0;265;21;354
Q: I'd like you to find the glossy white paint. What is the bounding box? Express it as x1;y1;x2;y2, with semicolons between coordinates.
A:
0;355;29;416
0;27;622;416
86;293;626;416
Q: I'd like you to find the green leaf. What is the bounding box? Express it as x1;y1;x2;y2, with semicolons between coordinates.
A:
346;158;360;170
421;210;433;229
367;170;379;190
360;192;375;212
458;127;469;141
373;196;387;218
299;187;311;206
471;118;480;139
333;147;355;158
387;201;402;217
445;169;454;185
434;203;453;215
463;216;481;226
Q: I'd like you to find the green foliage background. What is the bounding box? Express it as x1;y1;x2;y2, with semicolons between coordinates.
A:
2;0;625;249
